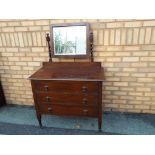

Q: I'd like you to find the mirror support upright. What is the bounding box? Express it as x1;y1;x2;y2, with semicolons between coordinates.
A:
46;33;52;62
89;32;94;62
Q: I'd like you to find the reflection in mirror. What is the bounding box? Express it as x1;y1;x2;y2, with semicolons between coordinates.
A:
53;26;86;56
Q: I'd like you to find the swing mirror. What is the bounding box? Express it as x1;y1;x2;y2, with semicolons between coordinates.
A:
50;23;90;58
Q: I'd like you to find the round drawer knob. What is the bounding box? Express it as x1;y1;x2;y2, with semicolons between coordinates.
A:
48;107;52;112
44;85;48;91
46;96;51;102
82;98;88;105
82;86;87;92
83;109;88;113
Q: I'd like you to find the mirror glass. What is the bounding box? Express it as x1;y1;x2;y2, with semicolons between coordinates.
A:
53;25;87;56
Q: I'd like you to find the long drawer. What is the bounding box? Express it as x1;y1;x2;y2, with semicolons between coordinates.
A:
36;92;98;106
34;80;98;93
38;104;98;117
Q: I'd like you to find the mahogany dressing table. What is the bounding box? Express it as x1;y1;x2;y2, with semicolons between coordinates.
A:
29;23;105;130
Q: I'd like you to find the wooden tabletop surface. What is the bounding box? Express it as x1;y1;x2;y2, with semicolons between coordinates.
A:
29;62;105;81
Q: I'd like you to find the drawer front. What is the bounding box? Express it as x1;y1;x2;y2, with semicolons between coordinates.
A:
38;104;98;117
36;92;98;106
34;81;98;93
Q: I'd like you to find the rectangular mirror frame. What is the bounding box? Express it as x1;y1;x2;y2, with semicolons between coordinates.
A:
50;23;90;59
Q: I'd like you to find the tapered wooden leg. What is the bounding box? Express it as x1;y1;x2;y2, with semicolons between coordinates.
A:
98;81;102;132
98;115;102;131
37;114;42;128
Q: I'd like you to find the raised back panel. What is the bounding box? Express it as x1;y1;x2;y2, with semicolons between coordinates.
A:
42;62;101;73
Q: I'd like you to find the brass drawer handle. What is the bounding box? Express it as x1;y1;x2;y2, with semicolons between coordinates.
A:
82;98;88;105
46;96;51;102
44;85;48;91
48;107;52;112
83;109;88;113
82;86;88;92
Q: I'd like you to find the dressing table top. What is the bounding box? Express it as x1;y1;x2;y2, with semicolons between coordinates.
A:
29;62;105;82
